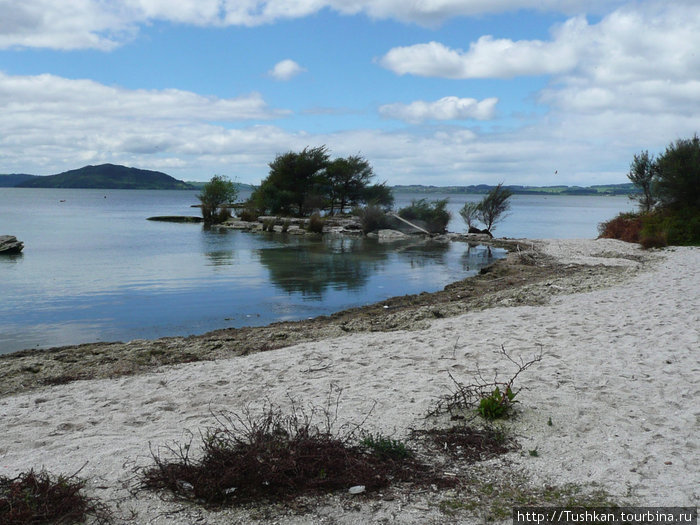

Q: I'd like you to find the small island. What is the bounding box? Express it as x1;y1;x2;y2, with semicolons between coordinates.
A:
1;164;194;190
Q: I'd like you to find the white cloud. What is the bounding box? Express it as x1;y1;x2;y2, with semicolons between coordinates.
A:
0;0;626;50
379;96;498;123
0;72;292;175
379;16;585;79
268;59;306;81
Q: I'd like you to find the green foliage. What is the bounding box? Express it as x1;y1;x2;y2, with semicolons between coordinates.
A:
247;147;389;217
354;204;390;234
458;184;512;234
477;183;513;233
458;201;480;229
654;134;700;210
477;386;517;420
360;182;395;209
617;135;700;246
398;198;451;234
249;146;331;217
326;155;373;214
360;432;412;460
198;175;238;224
627;150;657;213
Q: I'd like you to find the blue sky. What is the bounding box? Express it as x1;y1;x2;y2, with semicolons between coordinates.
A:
0;1;698;186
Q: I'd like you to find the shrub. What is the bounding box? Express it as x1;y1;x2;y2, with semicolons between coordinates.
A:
142;397;439;505
398;198;451;234
459;201;480;230
354;204;390;234
307;213;325;234
237;207;258;222
360;432;412;460
429;344;542;420
198;175;238;224
477;386;517;420
597;212;643;243
0;469;110;525
477;183;512;233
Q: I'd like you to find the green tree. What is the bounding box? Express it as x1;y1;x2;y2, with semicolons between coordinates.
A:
477;183;512;234
198;175;238;224
627;150;658;213
654;134;700;210
250;146;330;216
398;198;451;234
458;201;480;230
325;155;374;215
360;182;394;209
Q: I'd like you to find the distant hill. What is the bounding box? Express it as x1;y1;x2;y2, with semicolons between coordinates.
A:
11;164;194;190
0;174;39;187
186;181;255;192
391;183;638;196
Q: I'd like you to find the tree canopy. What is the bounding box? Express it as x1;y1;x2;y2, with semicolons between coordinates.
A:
459;183;513;234
247;147;391;217
198;175;238;224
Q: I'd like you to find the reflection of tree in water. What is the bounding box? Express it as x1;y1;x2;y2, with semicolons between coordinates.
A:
461;243;497;272
201;228;237;267
391;240;450;269
257;236;392;299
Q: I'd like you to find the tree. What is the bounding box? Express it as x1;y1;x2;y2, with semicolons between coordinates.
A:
360;182;394;209
198;175;238;224
654;134;700;210
478;183;512;233
627;150;657;213
325;155;374;215
458;201;480;229
398;198;451;234
250;146;330;216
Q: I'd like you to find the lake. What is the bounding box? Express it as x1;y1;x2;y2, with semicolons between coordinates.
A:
0;188;634;354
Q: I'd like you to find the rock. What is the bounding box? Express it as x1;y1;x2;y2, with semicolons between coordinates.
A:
468;226;493;237
0;235;24;254
348;485;366;495
146;216;203;223
377;229;407;241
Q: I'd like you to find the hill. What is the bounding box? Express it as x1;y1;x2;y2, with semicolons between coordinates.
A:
0;174;40;187
391;183;637;196
13;164;194;190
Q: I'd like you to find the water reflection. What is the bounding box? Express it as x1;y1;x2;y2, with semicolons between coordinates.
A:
256;236;387;299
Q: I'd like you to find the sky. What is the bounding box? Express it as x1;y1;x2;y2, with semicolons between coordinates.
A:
0;0;698;186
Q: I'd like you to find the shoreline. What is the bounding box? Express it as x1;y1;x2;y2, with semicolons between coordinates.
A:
1;238;697;524
1;238;643;399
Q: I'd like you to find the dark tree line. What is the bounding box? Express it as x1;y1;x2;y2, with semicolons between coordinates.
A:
246;146;393;217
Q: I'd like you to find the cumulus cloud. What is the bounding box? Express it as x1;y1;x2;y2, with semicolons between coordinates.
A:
0;0;625;50
379;16;585;79
379;96;498;123
0;72;291;174
268;59;306;81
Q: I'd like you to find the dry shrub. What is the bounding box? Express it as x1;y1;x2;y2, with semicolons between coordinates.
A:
597;213;643;243
142;395;442;506
307;213;325;234
0;469;110;525
429;345;542;420
413;425;515;462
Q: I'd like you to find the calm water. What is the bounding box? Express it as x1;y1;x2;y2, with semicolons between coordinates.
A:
0;187;590;354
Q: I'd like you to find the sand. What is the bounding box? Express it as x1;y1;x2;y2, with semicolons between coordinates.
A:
0;239;697;524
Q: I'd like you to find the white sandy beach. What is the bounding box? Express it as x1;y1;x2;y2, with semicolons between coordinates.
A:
1;239;698;524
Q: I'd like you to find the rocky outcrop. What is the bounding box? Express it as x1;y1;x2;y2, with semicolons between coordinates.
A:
0;235;24;254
